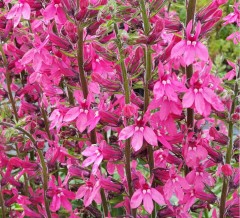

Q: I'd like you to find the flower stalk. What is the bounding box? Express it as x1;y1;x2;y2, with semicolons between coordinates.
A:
0;185;6;218
0;122;52;218
219;62;239;218
113;23;135;217
77;24;108;216
185;0;197;130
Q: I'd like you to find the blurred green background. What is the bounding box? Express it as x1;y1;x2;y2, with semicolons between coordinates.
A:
171;0;239;77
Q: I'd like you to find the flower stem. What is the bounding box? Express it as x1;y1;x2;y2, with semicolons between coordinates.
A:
0;42;30;196
186;0;197;130
0;122;52;218
219;62;239;218
0;186;6;218
113;24;132;190
138;1;156;217
114;24;135;217
77;25;97;144
77;24;108;216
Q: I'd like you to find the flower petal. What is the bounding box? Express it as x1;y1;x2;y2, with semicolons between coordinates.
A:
143;127;158;146
119;125;135;140
182;90;194;108
143;194;154;214
151;188;165;205
130;189;143;209
131;131;143;151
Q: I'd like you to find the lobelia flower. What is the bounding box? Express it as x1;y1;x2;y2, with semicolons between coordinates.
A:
47;176;75;212
6;0;31;28
131;182;165;214
163;167;190;202
181;185;216;212
171;20;209;66
183;133;208;168
21;35;52;72
76;176;101;207
182;71;224;117
186;162;215;189
42;0;67;24
223;2;240;26
223;60;237;81
119;116;158;151
227;32;240;45
82;140;122;175
63;96;99;133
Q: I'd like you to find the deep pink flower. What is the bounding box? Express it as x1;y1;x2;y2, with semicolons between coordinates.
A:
63;98;99;133
119;117;158;151
47;176;75;212
82;140;122;175
6;1;31;28
76;176;101;207
183;133;208;167
227;31;240;45
171;20;208;66
131;183;165;214
222;164;233;176
182;71;224;116
223;2;240;26
163;167;190;202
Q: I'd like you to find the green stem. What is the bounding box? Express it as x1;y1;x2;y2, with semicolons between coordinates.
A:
100;189;108;217
139;1;156;217
77;25;108;216
77;25;97;144
114;23;135;217
0;42;30;196
219;62;239;218
0;122;52;218
186;0;197;130
0;186;6;218
41;107;52;140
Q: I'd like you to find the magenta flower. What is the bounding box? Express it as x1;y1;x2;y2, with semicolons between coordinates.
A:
131;183;165;214
182;71;224;116
82;140;122;175
76;176;101;207
163;167;190;202
171;20;208;66
119;117;157;151
6;1;31;28
63;98;99;133
223;2;240;26
47;176;75;212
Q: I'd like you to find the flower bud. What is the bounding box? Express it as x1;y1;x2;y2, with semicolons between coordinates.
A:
222;164;233;176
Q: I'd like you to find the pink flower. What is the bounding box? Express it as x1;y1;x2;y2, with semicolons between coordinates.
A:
131;183;165;214
47;176;75;212
223;2;240;26
6;1;31;28
171;20;208;66
163;167;190;202
119;117;158;151
82;141;122;175
182;72;224;116
183;133;208;167
76;176;101;207
63;98;99;133
227;32;240;45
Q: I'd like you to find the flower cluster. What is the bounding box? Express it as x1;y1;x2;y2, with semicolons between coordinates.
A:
0;0;239;217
